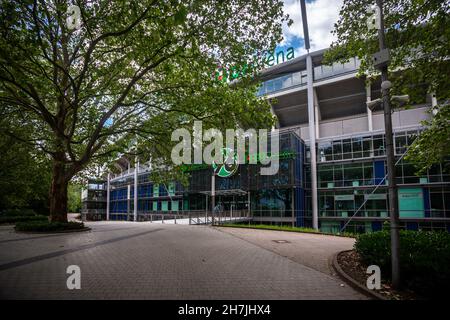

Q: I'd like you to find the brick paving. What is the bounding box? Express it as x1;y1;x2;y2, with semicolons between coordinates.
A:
216;226;356;276
0;222;366;299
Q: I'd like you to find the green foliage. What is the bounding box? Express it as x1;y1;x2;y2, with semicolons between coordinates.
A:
68;183;82;213
325;0;450;103
0;134;51;214
405;104;450;173
325;0;450;183
0;208;48;224
0;215;47;224
0;0;290;219
355;230;450;296
222;223;356;237
15;221;86;232
1;208;37;216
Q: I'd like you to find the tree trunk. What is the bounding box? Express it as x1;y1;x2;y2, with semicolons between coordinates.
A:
49;160;69;223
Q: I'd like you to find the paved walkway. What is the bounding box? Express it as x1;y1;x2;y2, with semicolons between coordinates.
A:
216;226;355;276
0;222;366;299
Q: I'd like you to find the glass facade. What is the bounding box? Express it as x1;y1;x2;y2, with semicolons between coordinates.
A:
313;129;450;233
83;126;450;233
81;180;107;221
257;57;360;96
102;132;308;225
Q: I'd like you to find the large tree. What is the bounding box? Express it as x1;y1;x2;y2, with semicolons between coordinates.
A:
325;0;450;170
0;0;288;222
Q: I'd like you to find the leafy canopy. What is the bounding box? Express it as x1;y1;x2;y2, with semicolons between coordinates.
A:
325;0;450;172
0;0;289;179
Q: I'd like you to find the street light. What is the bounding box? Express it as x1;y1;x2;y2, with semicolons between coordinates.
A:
373;0;401;289
366;94;409;111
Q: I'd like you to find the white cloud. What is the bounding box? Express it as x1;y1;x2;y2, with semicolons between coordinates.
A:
282;0;343;56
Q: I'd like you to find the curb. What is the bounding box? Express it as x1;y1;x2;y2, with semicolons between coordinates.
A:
14;227;92;234
332;250;387;300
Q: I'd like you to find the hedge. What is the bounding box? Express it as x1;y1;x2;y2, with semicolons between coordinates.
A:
15;221;86;232
355;230;450;296
0;208;38;216
0;215;48;224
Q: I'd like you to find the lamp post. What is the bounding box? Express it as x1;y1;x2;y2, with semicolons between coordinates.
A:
211;170;215;225
373;0;401;289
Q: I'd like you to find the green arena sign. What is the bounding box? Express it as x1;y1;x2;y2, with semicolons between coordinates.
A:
216;47;295;82
179;150;296;174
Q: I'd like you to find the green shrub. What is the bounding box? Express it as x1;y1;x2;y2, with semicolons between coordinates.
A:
0;208;37;216
0;215;47;224
15;221;86;232
222;223;356;237
355;230;450;296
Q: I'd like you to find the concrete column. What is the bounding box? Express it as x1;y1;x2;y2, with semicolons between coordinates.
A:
106;173;110;220
306;54;319;230
269;104;279;131
127;184;130;216
366;82;373;131
133;159;138;222
313;88;320;139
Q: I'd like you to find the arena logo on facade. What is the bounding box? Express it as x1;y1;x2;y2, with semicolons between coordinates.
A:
212;148;239;178
216;47;295;83
171;121;279;176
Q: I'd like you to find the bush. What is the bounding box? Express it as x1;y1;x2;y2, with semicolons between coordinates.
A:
0;215;48;224
0;208;37;216
355;230;450;296
222;223;356;237
15;221;86;232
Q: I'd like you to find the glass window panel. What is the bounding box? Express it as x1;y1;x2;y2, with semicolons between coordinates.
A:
363;137;372;157
430;192;444;217
344;164;363;186
363;163;373;185
343;59;356;71
395;134;407;154
429;164;442;183
352;137;363;158
334;165;343;187
403;162;420;184
342;139;352;159
314;66;322;80
322;64;334;76
333;140;343;160
292;72;301;85
373;135;385;156
444;189;450;218
319;142;332;162
318;165;334;188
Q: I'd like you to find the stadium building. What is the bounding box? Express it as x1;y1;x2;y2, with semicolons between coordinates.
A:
82;48;450;233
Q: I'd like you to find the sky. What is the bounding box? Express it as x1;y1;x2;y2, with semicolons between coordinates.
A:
278;0;343;57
